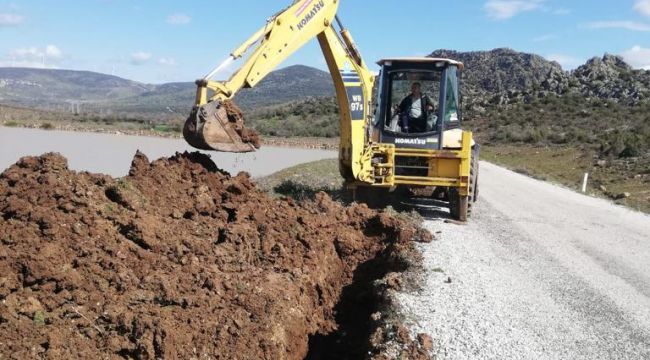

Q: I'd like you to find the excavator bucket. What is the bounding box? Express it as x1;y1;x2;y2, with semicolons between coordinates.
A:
183;100;261;153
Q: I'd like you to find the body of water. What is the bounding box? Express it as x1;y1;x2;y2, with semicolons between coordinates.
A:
0;127;337;177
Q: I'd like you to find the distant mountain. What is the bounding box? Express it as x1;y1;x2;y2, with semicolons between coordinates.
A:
430;48;650;111
0;68;153;109
238;65;334;108
99;65;335;114
0;65;334;115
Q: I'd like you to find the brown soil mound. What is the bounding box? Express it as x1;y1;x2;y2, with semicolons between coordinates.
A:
0;152;426;359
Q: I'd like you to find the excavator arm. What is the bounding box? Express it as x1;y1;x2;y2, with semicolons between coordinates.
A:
183;0;374;181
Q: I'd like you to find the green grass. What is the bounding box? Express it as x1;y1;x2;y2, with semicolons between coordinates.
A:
152;124;182;133
482;145;650;213
33;311;46;326
255;159;344;201
116;178;131;190
0;104;181;135
103;203;115;215
481;145;594;186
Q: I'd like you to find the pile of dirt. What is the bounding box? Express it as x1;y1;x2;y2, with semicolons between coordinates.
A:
221;100;261;149
0;151;430;359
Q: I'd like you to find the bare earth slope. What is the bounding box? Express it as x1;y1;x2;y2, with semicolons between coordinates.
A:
398;162;650;359
0;152;427;359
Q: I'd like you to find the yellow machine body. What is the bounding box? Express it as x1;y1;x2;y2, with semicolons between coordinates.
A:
359;131;473;196
184;0;476;219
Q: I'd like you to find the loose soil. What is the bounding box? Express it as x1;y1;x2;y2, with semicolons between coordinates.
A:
0;151;431;359
221;100;261;150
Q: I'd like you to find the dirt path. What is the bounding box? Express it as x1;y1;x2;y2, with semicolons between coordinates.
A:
398;162;650;359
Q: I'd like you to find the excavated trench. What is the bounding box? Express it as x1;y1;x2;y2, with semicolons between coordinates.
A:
306;248;405;359
0;151;432;359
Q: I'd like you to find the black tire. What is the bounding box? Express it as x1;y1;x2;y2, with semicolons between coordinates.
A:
448;188;468;222
432;187;448;201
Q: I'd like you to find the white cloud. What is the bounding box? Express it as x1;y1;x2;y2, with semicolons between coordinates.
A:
620;45;650;70
485;0;543;20
635;0;650;17
158;57;177;66
130;51;152;65
583;20;650;32
45;45;62;59
546;54;584;69
0;59;55;68
1;45;63;68
9;47;40;58
0;13;23;26
167;13;191;25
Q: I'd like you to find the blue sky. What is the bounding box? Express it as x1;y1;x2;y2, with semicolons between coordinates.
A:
1;0;649;83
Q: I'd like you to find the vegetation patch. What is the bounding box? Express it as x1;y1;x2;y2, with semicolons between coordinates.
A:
255;158;344;201
247;97;339;138
482;145;650;213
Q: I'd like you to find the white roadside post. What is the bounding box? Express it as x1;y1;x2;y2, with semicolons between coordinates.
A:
582;173;589;193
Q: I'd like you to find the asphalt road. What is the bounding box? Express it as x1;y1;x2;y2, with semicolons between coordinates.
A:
397;162;650;360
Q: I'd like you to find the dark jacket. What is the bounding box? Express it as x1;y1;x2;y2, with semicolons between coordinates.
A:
398;94;434;119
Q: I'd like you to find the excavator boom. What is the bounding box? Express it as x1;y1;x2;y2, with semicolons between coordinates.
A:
183;0;374;159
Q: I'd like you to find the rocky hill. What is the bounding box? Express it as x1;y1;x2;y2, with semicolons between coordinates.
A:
571;55;650;104
430;48;565;105
430;49;650;111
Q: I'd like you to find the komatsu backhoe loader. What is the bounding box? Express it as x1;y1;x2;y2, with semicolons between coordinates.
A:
183;0;479;221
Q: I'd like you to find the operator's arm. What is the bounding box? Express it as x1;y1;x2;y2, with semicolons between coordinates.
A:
398;96;410;114
425;95;435;111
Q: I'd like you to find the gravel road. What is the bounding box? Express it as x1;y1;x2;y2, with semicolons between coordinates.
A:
397;161;650;360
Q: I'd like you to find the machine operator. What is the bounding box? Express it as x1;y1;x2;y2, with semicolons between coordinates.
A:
397;82;434;133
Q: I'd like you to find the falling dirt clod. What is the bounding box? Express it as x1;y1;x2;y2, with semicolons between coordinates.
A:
0;151;428;359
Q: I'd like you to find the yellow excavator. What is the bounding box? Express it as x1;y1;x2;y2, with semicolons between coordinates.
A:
183;0;479;221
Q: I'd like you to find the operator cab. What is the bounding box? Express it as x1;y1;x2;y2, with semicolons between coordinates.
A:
373;58;463;150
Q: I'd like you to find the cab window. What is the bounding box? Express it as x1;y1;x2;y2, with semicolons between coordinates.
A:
384;70;441;134
444;67;460;127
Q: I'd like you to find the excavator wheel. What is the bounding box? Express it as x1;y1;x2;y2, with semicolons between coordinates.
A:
449;146;479;221
448;188;468;222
